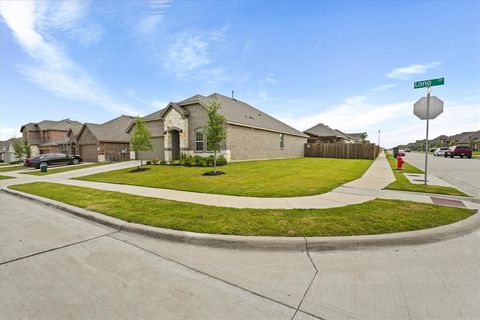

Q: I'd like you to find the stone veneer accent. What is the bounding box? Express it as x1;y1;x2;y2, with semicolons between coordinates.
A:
163;108;188;161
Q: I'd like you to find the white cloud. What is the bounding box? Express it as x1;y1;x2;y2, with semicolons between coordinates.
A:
345;96;367;105
387;62;440;80
265;73;277;84
136;0;171;36
163;28;229;84
0;0;138;115
0;127;20;140
373;84;398;92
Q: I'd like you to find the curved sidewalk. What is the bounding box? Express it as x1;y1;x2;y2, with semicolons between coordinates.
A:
49;153;396;209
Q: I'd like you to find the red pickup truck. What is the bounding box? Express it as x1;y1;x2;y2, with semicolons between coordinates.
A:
444;145;472;158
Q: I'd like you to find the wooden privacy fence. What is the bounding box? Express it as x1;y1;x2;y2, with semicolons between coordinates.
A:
304;143;379;160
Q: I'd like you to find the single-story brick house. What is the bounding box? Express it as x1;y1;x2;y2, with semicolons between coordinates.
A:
20;119;83;156
70;115;134;162
127;93;308;161
304;123;355;143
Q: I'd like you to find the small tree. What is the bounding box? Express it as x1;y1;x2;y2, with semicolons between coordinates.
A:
12;138;24;160
206;101;226;173
130;117;152;169
22;139;32;158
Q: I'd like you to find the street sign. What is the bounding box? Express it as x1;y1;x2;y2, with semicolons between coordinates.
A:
414;96;444;120
414;78;444;89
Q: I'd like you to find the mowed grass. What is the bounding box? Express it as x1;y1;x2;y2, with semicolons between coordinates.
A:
0;165;27;172
77;158;373;197
20;163;106;176
0;175;15;180
385;154;466;196
9;182;473;237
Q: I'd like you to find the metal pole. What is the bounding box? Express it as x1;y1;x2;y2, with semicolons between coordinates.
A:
378;130;380;147
424;88;431;185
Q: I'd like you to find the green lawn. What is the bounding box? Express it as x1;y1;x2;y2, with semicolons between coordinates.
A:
9;182;473;237
0;175;15;180
0;165;27;173
385;154;466;196
473;151;480;159
20;163;106;176
76;158;373;197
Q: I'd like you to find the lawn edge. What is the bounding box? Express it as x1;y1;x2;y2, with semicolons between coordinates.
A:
3;187;479;252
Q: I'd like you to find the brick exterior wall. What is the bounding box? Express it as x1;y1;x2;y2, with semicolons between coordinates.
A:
23;130;41;142
98;143;130;162
226;124;307;161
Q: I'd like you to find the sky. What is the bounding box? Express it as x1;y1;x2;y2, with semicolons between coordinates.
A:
0;0;479;147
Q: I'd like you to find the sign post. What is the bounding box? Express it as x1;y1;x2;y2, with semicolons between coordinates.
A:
413;78;444;185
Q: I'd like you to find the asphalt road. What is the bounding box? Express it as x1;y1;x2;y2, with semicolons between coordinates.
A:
1;192;479;319
404;152;480;196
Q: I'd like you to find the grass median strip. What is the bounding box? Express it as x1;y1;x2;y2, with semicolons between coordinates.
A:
20;163;106;176
0;166;27;173
9;182;473;237
385;154;466;196
0;175;15;180
76;158;373;197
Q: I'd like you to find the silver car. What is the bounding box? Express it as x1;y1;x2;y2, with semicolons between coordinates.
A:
433;147;449;156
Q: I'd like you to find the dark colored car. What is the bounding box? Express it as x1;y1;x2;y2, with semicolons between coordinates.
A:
26;153;82;169
444;145;472;158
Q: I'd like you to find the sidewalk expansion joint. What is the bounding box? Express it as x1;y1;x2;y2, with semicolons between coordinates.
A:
0;231;118;266
290;238;322;320
108;234;299;313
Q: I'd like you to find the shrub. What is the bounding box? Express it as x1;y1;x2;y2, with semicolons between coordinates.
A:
217;155;227;166
198;159;207;167
145;160;152;165
160;160;167;165
152;158;159;165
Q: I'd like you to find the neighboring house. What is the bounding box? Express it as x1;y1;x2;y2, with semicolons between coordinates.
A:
304;123;354;143
347;132;369;143
126;93;308;161
457;130;480;150
73;115;134;162
0;138;21;162
20;119;83;156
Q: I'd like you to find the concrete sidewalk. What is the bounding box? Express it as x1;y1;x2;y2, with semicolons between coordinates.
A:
2;154;478;210
44;153;396;209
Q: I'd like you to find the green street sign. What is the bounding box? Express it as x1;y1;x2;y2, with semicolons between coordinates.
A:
414;78;445;89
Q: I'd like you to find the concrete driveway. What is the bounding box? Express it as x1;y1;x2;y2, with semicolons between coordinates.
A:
404;152;480;196
1;192;479;320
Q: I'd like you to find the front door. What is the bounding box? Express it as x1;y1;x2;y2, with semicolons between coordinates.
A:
171;130;180;160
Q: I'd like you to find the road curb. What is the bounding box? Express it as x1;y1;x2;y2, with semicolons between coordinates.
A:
3;187;479;252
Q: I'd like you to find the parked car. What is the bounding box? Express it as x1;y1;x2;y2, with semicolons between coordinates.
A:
398;149;405;157
433;147;449;156
429;147;436;152
25;153;82;169
444;145;472;158
405;148;411;152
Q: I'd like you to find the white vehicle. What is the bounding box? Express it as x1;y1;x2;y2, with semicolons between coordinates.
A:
433;147;449;156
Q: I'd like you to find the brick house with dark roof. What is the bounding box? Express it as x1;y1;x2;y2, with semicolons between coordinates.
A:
20;119;83;156
71;115;134;162
127;93;308;161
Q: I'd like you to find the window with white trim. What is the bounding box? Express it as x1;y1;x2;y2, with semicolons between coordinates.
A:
195;128;205;151
280;134;285;149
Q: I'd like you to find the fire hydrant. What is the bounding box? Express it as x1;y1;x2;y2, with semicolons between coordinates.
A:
397;154;404;170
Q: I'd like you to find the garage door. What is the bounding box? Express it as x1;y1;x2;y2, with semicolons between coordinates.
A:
80;144;98;162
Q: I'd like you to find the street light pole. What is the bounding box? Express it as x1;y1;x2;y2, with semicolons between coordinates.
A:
378;130;381;148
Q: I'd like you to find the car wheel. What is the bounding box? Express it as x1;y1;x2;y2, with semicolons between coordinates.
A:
72;158;79;165
467;155;472;159
460;155;464;158
444;154;448;158
40;161;47;167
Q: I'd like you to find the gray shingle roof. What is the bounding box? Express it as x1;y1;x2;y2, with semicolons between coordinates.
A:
21;119;83;133
143;109;165;121
304;123;340;138
177;93;307;137
84;115;134;143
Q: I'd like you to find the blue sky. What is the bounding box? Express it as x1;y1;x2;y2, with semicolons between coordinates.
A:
1;0;479;147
